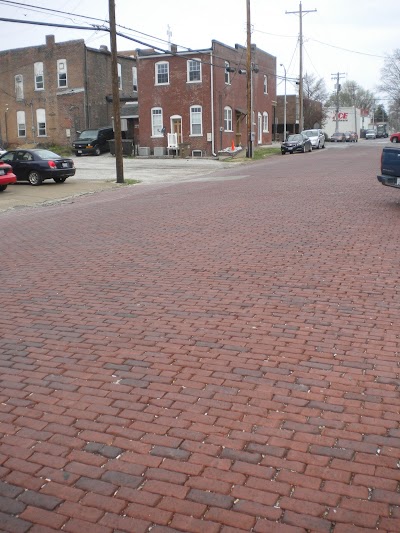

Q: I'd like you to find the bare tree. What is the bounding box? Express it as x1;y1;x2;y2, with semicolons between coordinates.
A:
378;50;400;130
325;80;375;111
302;72;329;128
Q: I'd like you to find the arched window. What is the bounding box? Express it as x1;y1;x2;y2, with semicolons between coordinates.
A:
15;75;24;100
17;111;26;137
57;59;67;88
263;112;269;132
36;108;47;136
225;61;230;85
224;106;233;131
34;62;44;90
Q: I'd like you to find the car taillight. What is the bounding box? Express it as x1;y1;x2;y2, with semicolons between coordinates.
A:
48;160;57;168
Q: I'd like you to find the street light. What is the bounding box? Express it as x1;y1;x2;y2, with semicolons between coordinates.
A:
280;64;287;140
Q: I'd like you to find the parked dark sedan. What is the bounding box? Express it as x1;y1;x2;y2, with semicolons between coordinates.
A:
0;149;75;185
281;133;312;155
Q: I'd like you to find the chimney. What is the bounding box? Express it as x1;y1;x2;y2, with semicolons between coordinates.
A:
171;44;177;54
46;35;55;47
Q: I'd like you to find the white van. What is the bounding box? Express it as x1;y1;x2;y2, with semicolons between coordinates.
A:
301;129;325;149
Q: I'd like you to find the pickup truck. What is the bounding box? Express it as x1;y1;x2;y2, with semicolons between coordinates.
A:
377;146;400;189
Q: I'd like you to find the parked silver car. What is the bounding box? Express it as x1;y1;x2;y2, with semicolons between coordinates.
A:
365;129;377;140
301;129;325;149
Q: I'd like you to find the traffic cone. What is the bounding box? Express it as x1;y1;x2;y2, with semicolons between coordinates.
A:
231;140;235;151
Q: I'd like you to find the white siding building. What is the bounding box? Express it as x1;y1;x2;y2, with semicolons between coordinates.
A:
324;107;367;138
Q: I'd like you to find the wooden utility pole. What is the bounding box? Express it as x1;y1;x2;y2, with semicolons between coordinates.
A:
331;72;346;133
109;0;124;183
246;0;252;158
286;1;316;132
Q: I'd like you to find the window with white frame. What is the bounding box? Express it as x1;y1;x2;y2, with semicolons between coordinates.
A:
151;107;163;137
17;110;26;137
57;59;67;88
224;106;233;131
117;63;122;89
155;61;169;85
36;108;46;136
263;111;269;132
187;59;201;82
15;75;24;100
34;62;44;90
225;61;230;85
264;75;268;94
132;66;138;91
190;105;202;135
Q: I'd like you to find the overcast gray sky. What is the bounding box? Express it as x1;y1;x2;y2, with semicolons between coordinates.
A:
0;0;396;105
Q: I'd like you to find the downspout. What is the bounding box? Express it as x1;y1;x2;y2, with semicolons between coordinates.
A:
210;51;216;156
84;45;89;128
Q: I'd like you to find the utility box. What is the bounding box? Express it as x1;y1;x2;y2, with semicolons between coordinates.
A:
179;142;191;158
108;139;134;156
138;146;150;156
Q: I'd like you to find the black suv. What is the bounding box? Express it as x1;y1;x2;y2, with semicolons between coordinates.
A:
72;127;114;156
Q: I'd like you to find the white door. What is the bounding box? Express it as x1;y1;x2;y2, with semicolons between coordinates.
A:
258;113;262;144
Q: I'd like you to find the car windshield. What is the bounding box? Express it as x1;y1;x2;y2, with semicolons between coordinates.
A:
33;150;62;160
77;130;98;139
366;130;375;133
303;130;318;136
287;135;302;141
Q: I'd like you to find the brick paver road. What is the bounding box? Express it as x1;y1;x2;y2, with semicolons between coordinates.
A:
1;143;400;532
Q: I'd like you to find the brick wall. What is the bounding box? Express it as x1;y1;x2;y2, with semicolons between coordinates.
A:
137;41;276;156
0;36;136;147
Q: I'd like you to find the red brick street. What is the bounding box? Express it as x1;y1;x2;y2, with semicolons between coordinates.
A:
1;143;400;532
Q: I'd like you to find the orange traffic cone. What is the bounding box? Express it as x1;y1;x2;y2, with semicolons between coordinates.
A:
231;140;235;151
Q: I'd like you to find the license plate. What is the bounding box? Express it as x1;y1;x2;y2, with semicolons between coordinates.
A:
62;162;69;168
77;150;82;154
0;169;4;175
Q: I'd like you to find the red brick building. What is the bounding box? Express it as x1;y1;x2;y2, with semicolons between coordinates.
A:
136;40;276;157
0;35;137;147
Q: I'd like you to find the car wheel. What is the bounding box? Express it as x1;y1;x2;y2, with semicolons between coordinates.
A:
392;137;399;143
28;171;42;186
94;146;101;156
53;177;67;183
281;152;285;155
302;145;306;153
0;185;7;192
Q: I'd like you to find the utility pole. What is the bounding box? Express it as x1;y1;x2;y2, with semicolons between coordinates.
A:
286;1;316;132
246;0;252;158
109;0;124;183
331;72;346;133
280;64;287;140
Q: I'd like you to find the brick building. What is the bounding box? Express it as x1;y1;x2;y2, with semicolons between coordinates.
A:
276;94;299;138
0;35;138;147
136;40;276;157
